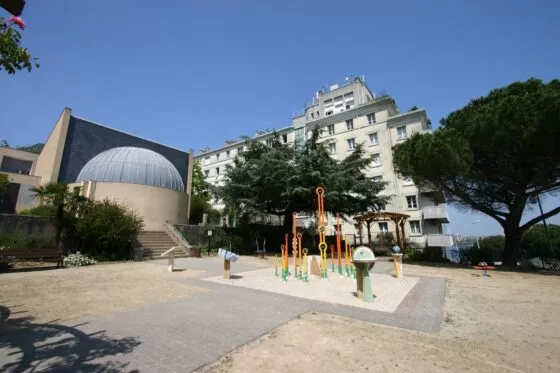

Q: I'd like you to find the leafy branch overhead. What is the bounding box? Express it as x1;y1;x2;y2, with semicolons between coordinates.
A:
393;78;560;265
0;16;39;74
220;128;387;223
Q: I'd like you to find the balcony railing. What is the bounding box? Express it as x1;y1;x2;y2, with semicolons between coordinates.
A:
422;205;450;223
427;234;453;247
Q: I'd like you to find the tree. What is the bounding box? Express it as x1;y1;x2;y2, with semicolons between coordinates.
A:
221;128;387;228
189;160;214;224
520;224;560;265
393;79;560;266
31;183;89;252
0;173;9;197
0;16;39;74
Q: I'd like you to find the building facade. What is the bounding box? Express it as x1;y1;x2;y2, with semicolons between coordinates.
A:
196;77;452;249
0;108;193;230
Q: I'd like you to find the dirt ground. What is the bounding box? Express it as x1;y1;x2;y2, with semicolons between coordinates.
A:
0;262;206;323
197;265;560;373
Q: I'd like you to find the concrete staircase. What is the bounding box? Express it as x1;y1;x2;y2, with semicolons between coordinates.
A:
137;230;188;259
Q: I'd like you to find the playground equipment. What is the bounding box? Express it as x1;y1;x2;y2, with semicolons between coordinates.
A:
352;246;377;303
392;245;403;279
336;213;343;276
330;244;335;273
218;248;239;279
160;246;183;272
255;238;267;259
292;212;299;279
316;187;328;279
302;248;309;281
297;233;303;279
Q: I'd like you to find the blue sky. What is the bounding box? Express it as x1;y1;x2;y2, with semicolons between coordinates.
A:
1;0;559;235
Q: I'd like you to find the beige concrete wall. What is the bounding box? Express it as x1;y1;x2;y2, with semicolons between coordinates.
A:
33;108;71;184
1;172;42;212
0;147;39;165
82;181;188;230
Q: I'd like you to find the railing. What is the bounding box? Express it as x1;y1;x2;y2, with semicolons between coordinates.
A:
164;222;192;249
427;234;453;247
422;205;450;222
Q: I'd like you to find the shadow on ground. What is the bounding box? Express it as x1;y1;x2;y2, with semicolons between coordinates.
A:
0;303;141;373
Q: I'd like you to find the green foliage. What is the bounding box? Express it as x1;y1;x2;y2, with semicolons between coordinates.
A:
459;236;504;265
0;17;39;74
0;231;55;249
394;78;560;265
74;199;143;260
0;173;9;197
521;224;560;262
16;143;44;154
408;248;451;263
189;160;214;224
19;204;57;217
221;128;387;223
63;252;97;267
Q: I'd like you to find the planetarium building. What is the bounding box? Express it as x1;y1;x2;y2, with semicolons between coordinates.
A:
0;108;193;230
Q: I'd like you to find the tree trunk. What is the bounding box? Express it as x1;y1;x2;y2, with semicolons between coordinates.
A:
502;222;522;266
55;204;65;254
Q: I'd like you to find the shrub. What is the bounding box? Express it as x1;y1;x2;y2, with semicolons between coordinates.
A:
73;199;143;260
0;231;55;249
19;204;57;217
63;251;96;267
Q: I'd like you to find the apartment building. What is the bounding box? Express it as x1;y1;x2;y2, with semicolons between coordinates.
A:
196;77;452;249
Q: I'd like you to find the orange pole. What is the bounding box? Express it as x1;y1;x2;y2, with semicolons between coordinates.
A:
297;233;303;274
292;212;298;274
336;213;342;270
284;233;289;273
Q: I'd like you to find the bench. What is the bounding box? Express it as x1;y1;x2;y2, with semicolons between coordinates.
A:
472;263;496;277
0;247;63;268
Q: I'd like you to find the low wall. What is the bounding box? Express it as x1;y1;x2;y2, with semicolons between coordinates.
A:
0;214;56;236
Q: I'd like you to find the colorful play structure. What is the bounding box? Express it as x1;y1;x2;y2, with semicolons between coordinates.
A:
274;187;359;283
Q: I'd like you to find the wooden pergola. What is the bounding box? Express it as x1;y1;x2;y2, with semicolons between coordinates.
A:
355;211;411;249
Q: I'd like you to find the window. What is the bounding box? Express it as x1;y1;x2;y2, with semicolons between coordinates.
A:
226;150;230;158
204;170;209;177
266;138;274;147
282;134;288;143
326;110;333;116
216;167;220;175
204;156;210;165
403;177;414;186
329;142;337;154
406;195;418;209
328;124;335;135
347;138;356;150
410;220;421;235
397;126;407;140
311;112;314;119
371;153;381;167
373;175;382;182
216;153;220;161
346;119;354;131
369;132;379;146
237;147;243;154
379;222;388;232
367;113;376;124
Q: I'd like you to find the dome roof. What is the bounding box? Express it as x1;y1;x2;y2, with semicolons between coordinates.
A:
76;147;184;192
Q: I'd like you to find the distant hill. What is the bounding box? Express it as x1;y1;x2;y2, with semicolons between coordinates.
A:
16;143;45;154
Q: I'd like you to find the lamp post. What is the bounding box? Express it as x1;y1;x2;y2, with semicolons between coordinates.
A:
207;230;212;256
472;220;480;249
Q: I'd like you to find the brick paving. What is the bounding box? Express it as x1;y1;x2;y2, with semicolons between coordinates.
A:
0;257;445;372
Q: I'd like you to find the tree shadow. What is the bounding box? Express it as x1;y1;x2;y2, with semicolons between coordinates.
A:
0;303;141;372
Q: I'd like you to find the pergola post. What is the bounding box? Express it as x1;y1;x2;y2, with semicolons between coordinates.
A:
358;220;363;245
400;219;406;249
394;217;401;250
366;221;372;247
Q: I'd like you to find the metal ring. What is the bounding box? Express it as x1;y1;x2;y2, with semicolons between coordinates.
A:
318;226;326;233
297;233;302;239
319;242;327;250
303;248;308;254
316;187;324;195
292;212;297;217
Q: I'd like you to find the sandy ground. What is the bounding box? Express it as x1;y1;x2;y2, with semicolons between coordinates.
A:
0;262;206;323
197;265;560;373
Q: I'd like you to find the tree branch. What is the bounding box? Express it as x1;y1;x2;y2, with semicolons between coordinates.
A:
440;183;507;225
520;205;560;232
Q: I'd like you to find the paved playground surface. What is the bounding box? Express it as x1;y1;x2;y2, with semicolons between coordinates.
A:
1;256;559;372
203;267;419;313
